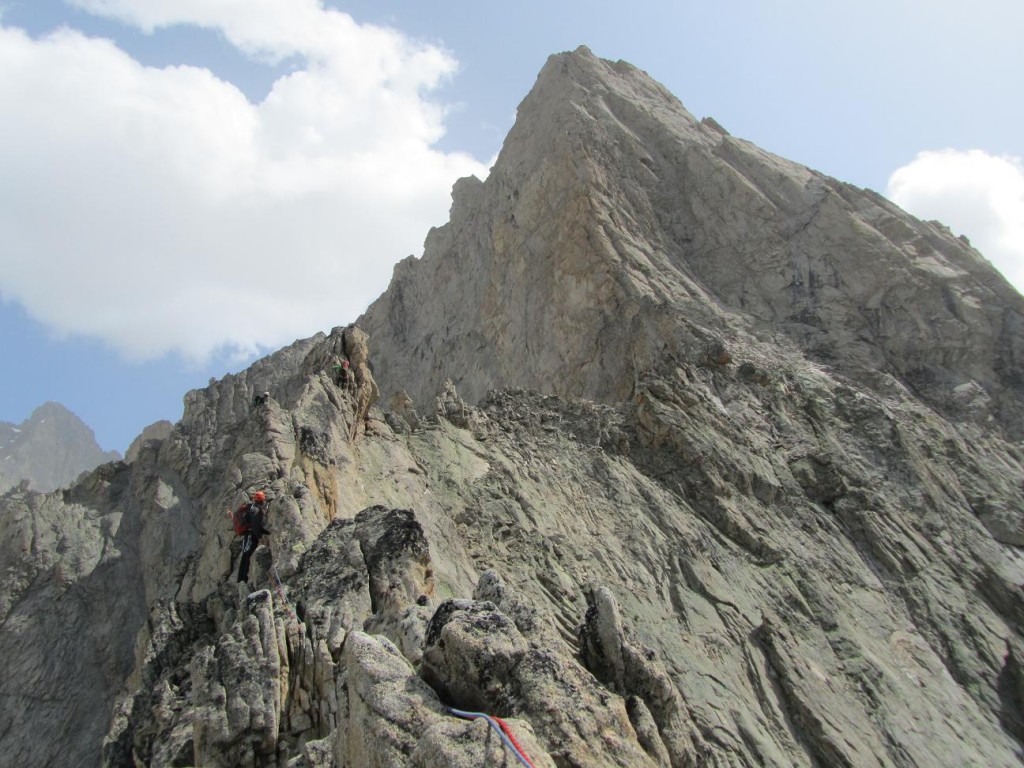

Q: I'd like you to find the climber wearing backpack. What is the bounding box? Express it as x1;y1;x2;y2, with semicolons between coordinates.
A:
332;358;352;390
232;490;271;585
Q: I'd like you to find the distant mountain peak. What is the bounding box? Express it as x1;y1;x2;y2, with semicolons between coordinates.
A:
0;402;120;493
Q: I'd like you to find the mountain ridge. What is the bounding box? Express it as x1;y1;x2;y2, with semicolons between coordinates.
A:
1;46;1023;768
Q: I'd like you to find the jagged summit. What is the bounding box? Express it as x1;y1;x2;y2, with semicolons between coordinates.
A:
0;400;120;492
362;46;1024;436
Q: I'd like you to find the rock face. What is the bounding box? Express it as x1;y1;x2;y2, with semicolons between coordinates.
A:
125;420;174;464
0;401;120;492
2;48;1024;768
360;47;1024;440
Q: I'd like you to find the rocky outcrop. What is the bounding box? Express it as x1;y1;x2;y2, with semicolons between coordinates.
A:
125;420;174;463
0;401;120;491
99;501;651;767
578;586;694;767
2;46;1024;768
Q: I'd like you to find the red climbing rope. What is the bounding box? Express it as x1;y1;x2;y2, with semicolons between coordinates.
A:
446;707;537;768
494;716;536;767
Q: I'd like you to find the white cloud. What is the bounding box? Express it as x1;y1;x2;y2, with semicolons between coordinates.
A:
0;4;488;361
886;149;1024;295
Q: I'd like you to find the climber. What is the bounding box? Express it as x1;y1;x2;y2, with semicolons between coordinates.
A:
232;491;271;585
333;359;352;389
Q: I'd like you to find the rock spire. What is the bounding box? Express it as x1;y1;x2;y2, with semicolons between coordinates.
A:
361;46;1024;437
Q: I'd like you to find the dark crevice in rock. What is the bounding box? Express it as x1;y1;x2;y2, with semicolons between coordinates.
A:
102;600;215;767
976;564;1024;633
997;639;1024;746
751;619;855;768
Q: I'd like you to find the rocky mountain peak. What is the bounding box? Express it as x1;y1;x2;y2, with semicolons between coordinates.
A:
0;400;120;492
2;49;1024;768
362;47;1024;439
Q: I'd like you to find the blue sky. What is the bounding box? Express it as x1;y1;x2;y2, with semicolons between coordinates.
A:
1;0;1022;453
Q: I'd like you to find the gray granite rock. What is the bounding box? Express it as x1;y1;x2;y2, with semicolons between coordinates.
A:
124;420;174;464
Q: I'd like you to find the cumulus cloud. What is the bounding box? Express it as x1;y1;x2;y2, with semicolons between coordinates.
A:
0;3;488;361
886;149;1024;294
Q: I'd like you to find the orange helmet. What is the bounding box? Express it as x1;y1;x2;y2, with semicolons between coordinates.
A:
253;491;266;503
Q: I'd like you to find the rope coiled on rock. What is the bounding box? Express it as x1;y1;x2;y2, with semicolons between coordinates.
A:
445;707;537;768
